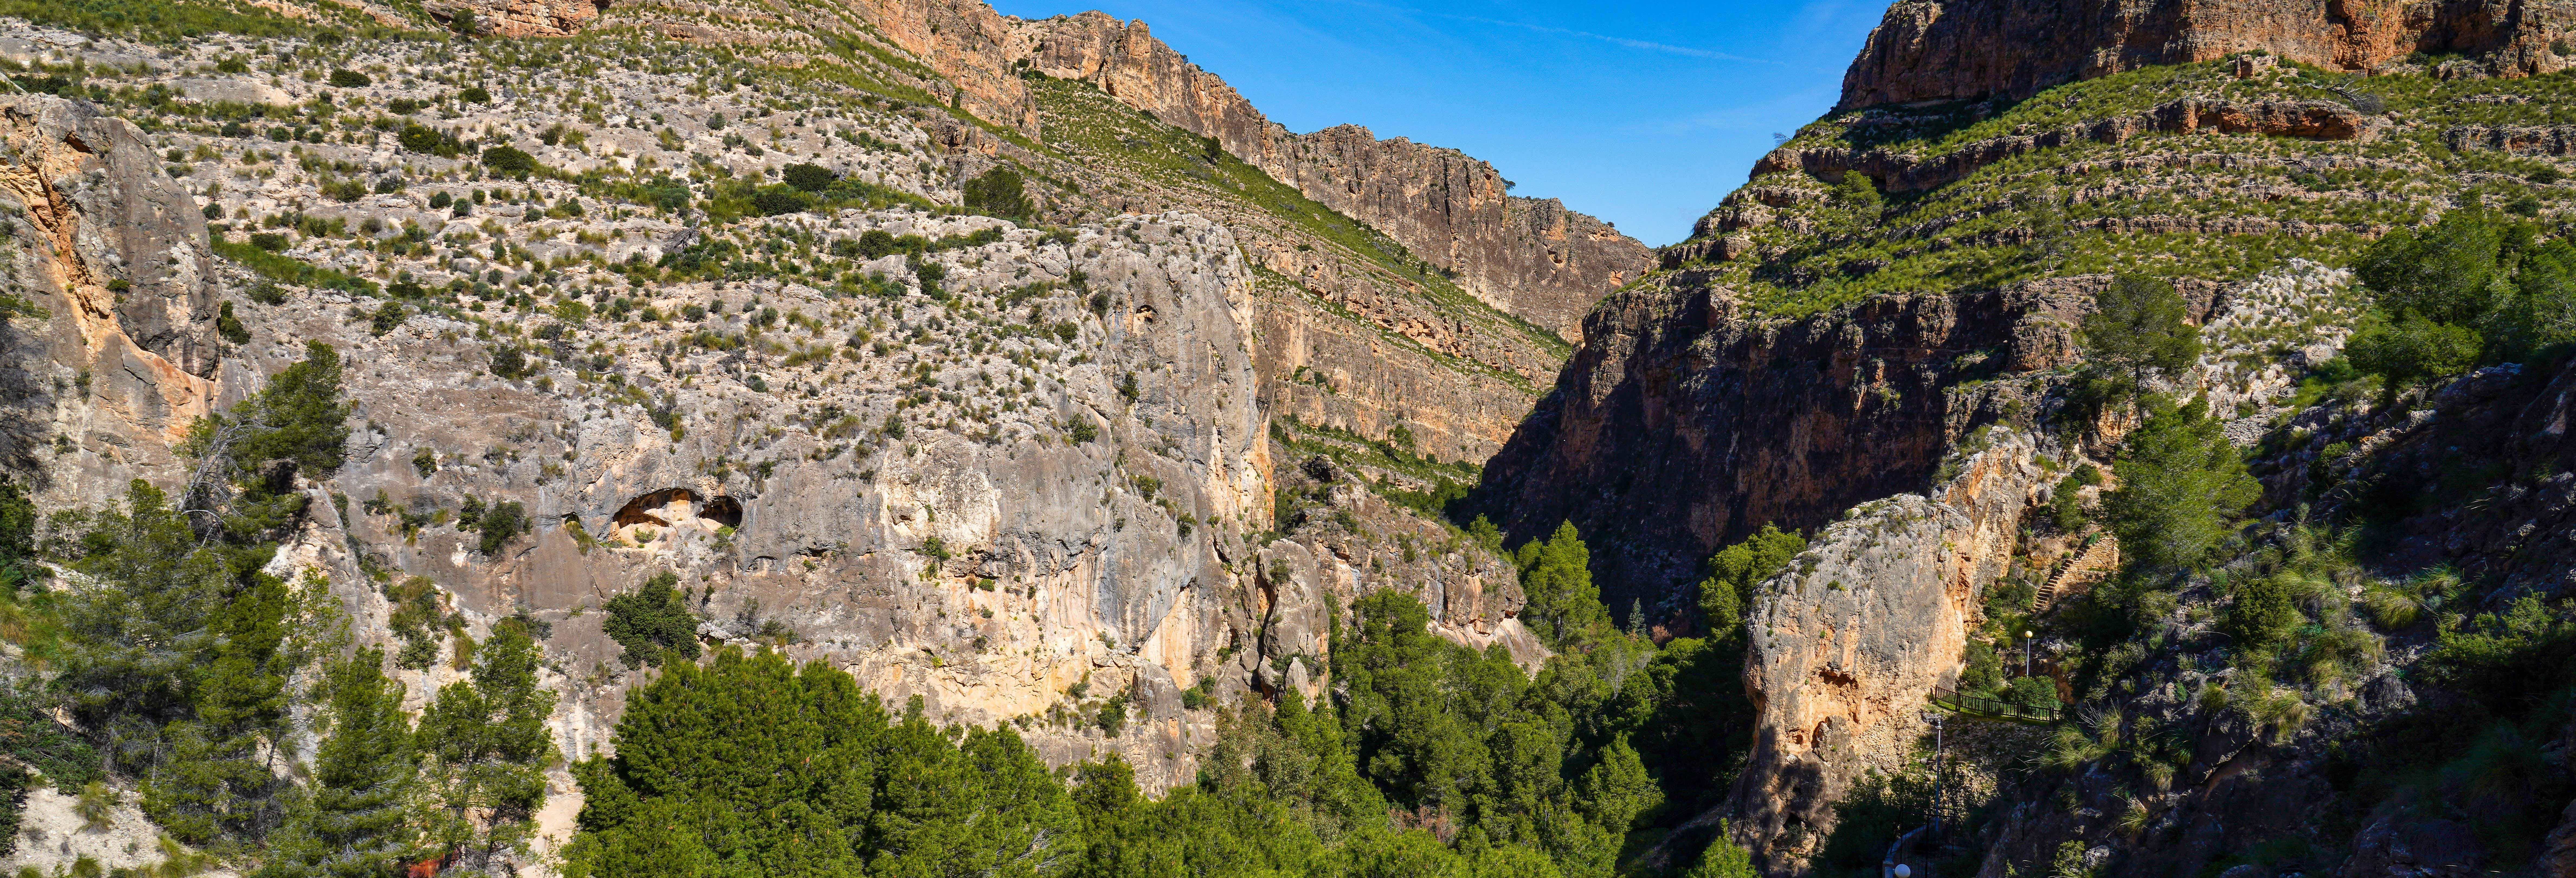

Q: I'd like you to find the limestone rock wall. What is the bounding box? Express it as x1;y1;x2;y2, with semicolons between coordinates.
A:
424;0;608;37
1259;125;1651;339
1723;431;2049;873
244;213;1267;798
842;0;1044;135
1474;276;2091;611
0;94;218;510
1014;12;1651;339
1840;0;2576;111
1020;11;1273;166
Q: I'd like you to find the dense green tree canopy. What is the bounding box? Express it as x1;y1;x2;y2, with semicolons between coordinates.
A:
2101;396;2260;571
1515;522;1606;648
2079;273;2203;392
1697;524;1805;640
604;570;702;668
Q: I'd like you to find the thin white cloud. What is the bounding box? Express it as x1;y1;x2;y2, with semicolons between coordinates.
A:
1442;13;1783;66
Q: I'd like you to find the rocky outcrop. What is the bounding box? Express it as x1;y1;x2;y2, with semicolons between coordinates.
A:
1020;11;1273;163
1726;430;2050;873
1259;126;1651;338
1015;12;1650;338
0;94;217;506
424;0;608;37
2445;124;2576;155
1748;98;2376;199
843;0;1044;134
1253;456;1544;698
1250;278;1548;464
1839;0;2576;111
1474;275;2094;611
244;212;1270;798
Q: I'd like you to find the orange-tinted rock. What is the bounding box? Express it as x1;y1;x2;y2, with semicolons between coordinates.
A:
1840;0;2576;111
424;0;608;38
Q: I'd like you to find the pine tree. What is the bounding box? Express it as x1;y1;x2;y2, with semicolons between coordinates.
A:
2102;396;2260;571
1682;825;1758;878
603;571;700;668
2078;273;2202;395
565;648;887;878
417;619;557;873
259;648;416;878
145;572;295;843
1515;522;1605;648
1697;524;1807;641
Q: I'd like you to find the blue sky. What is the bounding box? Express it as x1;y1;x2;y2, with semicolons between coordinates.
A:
988;0;1890;246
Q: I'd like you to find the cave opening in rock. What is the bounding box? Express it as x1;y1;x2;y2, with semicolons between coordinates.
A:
613;488;701;528
608;489;743;540
702;495;743;528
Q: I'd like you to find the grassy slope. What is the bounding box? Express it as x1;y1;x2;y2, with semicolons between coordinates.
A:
1026;73;1572;367
1677;59;2576;316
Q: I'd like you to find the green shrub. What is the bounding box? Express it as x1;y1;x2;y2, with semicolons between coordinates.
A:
1683;829;1758;878
963;166;1032;221
215;301;249;344
326;69;369;88
475;501;527;555
459;84;490;104
2346;312;2481;391
2492;240;2576;361
2356;209;2516;326
602;571;700;668
749;185;812;216
2223;573;2299;650
2005;675;2059;711
2424;594;2576;711
481;145;541;179
490;346;530;379
1696;524;1805;639
781;163;836;193
367;301;405;336
213;238;377;295
914;261;946;298
2049;464;2100;531
397;123;461;158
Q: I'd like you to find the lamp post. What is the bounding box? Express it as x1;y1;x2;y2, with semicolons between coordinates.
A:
2023;630;2034;678
1924;711;1946;836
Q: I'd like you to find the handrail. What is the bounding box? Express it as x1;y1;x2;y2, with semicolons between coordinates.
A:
1929;685;2059;724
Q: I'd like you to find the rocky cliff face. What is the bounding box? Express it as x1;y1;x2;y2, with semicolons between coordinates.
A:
841;0;1045;134
0;94;218;507
423;0;607;37
553;0;1640;472
1475;275;2092;613
1840;0;2576;110
0;23;1553;863
1257;125;1650;339
1019;12;1272;163
1727;430;2051;872
272;211;1273;801
1015;11;1651;340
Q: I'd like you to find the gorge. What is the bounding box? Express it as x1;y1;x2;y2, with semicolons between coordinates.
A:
1;0;2575;876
